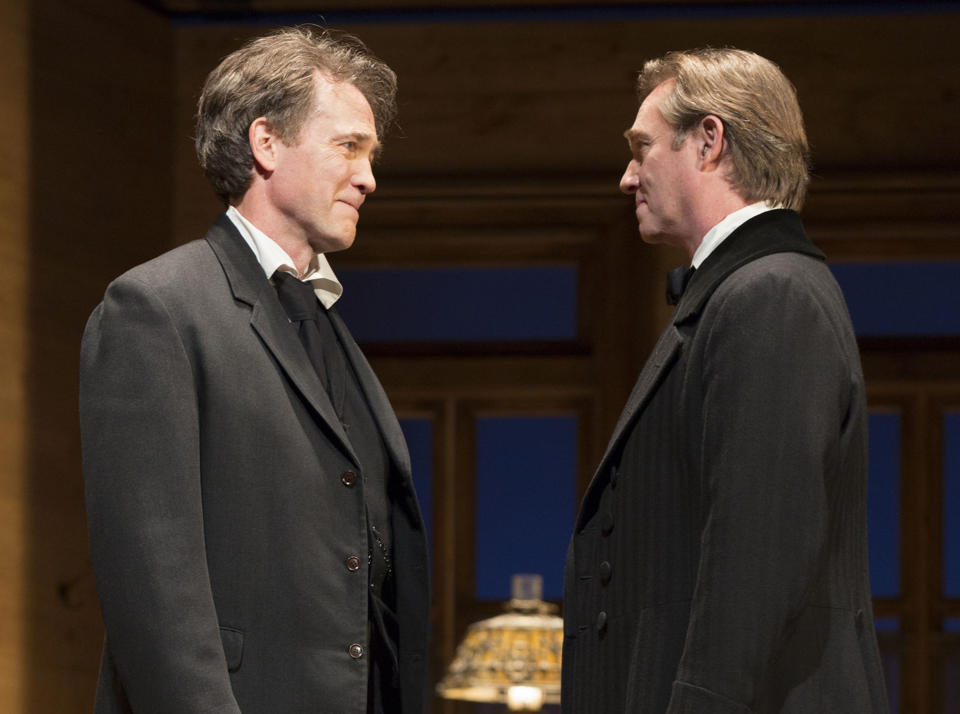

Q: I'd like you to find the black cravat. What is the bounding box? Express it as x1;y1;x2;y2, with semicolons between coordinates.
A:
273;271;346;414
666;265;696;305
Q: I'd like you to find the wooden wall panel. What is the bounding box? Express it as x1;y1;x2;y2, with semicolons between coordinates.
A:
0;0;30;710
805;172;960;261
863;359;960;714
147;0;792;12
22;1;174;712
172;10;960;247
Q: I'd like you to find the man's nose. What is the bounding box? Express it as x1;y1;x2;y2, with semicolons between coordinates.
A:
353;159;376;195
619;161;639;194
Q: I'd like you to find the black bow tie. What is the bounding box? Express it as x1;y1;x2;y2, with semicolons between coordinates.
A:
666;266;695;305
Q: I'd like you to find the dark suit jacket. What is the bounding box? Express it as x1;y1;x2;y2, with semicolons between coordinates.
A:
562;210;888;713
79;215;430;714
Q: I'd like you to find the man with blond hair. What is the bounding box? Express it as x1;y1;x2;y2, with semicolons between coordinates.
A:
562;48;888;713
80;27;428;714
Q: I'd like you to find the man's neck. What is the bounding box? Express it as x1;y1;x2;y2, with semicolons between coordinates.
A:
691;200;778;269
684;192;750;260
231;195;314;275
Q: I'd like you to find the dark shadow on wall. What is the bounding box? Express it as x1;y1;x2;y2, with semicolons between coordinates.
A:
25;1;175;711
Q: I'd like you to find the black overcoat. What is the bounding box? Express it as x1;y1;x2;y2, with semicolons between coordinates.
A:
562;210;888;713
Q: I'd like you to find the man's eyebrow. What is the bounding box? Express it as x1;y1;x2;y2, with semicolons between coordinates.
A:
335;131;378;146
624;128;649;144
334;131;383;160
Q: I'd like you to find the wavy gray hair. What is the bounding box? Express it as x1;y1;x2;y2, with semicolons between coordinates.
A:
196;26;397;203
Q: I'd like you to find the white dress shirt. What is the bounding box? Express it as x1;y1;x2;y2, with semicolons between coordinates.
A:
226;205;344;309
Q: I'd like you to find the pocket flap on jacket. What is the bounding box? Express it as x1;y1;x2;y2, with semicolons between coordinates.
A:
219;626;244;672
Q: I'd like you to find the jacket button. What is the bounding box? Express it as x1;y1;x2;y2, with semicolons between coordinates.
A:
349;643;364;659
346;555;361;571
341;470;357;487
599;560;612;584
601;511;614;536
596;611;608;633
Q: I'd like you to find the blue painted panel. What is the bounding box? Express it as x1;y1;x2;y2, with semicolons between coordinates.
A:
868;413;900;598
474;416;578;600
335;266;578;342
874;617;900;633
830;262;960;336
946;412;960;598
399;418;433;551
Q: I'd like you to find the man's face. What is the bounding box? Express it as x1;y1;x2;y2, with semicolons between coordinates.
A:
619;80;701;248
266;73;379;254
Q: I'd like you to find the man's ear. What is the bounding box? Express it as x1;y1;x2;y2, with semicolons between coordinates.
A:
697;114;726;170
249;116;280;173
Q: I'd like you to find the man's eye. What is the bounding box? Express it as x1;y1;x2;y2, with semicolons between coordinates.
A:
343;142;358;151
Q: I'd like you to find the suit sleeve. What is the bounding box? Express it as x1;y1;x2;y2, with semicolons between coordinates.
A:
666;268;852;713
79;275;241;714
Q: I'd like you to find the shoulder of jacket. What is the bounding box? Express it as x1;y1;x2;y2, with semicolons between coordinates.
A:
108;239;216;292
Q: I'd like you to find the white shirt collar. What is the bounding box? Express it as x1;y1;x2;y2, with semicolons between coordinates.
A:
691;201;779;269
225;205;343;309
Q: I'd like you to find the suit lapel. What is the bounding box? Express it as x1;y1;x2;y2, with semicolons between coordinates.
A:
327;308;426;521
327;308;413;481
204;215;360;468
576;325;684;529
605;325;684;458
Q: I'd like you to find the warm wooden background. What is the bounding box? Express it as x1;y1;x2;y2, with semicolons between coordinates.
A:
2;1;959;712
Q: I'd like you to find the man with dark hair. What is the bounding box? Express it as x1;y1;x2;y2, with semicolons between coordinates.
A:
562;48;888;713
80;26;429;714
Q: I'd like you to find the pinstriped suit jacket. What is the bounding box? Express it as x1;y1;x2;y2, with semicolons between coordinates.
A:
80;215;429;714
562;210;888;713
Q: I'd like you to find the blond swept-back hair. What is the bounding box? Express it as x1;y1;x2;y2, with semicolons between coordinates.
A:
637;48;810;211
196;25;397;203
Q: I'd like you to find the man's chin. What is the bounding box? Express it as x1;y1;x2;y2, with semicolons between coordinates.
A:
637;225;664;245
310;230;356;255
